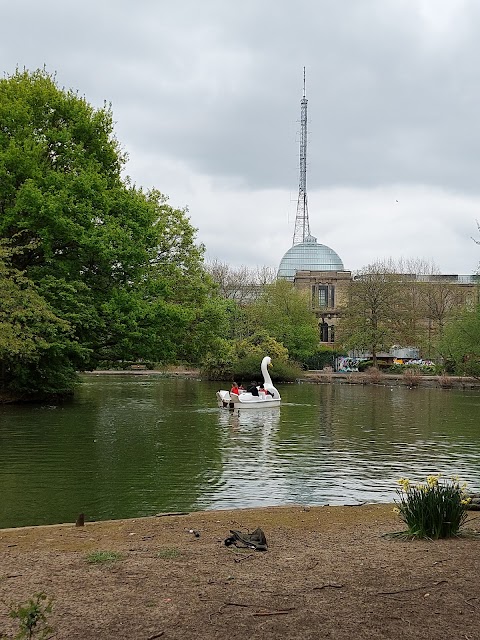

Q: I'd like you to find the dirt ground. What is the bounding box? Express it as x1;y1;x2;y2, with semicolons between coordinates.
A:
1;504;479;640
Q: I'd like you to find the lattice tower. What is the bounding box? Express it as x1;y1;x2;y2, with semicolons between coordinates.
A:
292;67;311;245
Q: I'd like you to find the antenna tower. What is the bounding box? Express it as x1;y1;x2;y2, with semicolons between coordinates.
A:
292;67;311;245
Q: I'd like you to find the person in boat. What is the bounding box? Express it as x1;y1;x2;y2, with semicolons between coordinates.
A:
247;381;259;396
230;382;240;395
259;383;273;397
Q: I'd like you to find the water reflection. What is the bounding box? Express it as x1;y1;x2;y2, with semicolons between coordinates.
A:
1;377;480;527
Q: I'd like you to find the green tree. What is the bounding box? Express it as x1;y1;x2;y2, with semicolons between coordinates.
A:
337;262;403;366
246;279;319;363
0;241;80;396
438;302;480;376
0;69;226;395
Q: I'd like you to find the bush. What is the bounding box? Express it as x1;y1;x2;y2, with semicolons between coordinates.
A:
364;366;385;384
403;368;420;387
394;475;469;539
8;592;53;640
233;356;302;383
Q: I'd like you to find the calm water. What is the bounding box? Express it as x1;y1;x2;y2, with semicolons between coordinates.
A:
0;375;479;528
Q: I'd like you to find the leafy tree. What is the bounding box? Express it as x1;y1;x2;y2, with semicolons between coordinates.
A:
438;302;480;376
420;279;466;357
337;258;477;364
0;241;80;396
337;261;403;366
0;69;226;395
206;261;276;342
246;279;319;363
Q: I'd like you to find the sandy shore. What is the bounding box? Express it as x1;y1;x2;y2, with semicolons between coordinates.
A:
1;504;480;639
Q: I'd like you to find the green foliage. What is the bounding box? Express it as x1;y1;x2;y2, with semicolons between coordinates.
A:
0;241;81;395
388;362;439;375
394;476;469;539
337;264;403;364
0;69;228;397
438;303;480;376
235;331;289;362
232;331;301;380
201;338;236;380
202;330;300;381
246;280;319;363
8;592;53;640
232;355;302;383
85;550;123;564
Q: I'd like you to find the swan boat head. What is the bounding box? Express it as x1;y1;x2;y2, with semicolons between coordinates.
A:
261;356;280;399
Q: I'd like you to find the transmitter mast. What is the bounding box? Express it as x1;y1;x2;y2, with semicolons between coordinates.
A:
292;67;311;245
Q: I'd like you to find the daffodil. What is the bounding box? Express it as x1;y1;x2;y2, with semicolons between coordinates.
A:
397;477;411;492
426;475;440;488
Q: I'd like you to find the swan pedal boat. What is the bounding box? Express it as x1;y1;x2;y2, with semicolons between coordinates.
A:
216;356;281;409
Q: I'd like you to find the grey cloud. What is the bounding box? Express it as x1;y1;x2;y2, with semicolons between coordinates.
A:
1;0;480;274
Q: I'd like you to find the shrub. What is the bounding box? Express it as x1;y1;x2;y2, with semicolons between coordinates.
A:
357;360;373;372
387;363;404;374
364;366;385;384
403;368;420;387
394;475;469;539
358;360;389;372
437;373;454;388
233;356;302;383
8;592;53;640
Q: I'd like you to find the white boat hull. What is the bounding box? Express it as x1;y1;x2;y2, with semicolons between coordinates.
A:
216;390;281;409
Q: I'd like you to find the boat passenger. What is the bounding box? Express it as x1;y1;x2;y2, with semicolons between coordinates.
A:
247;381;259;396
230;382;240;395
259;383;273;397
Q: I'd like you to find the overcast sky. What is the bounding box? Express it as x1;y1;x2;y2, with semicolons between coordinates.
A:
2;0;480;274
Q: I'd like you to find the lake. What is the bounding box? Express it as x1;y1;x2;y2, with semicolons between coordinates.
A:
0;375;479;528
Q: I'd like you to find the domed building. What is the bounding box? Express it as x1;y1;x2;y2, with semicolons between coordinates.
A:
277;233;351;344
277;234;344;280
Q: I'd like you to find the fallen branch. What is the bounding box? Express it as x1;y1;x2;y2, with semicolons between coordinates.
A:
463;596;479;610
147;632;164;639
252;608;295;616
234;553;255;563
155;512;189;517
312;583;344;590
377;580;447;595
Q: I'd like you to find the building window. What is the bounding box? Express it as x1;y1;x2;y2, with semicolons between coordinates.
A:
320;322;329;342
319;286;328;308
330;325;335;342
329;286;335;308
